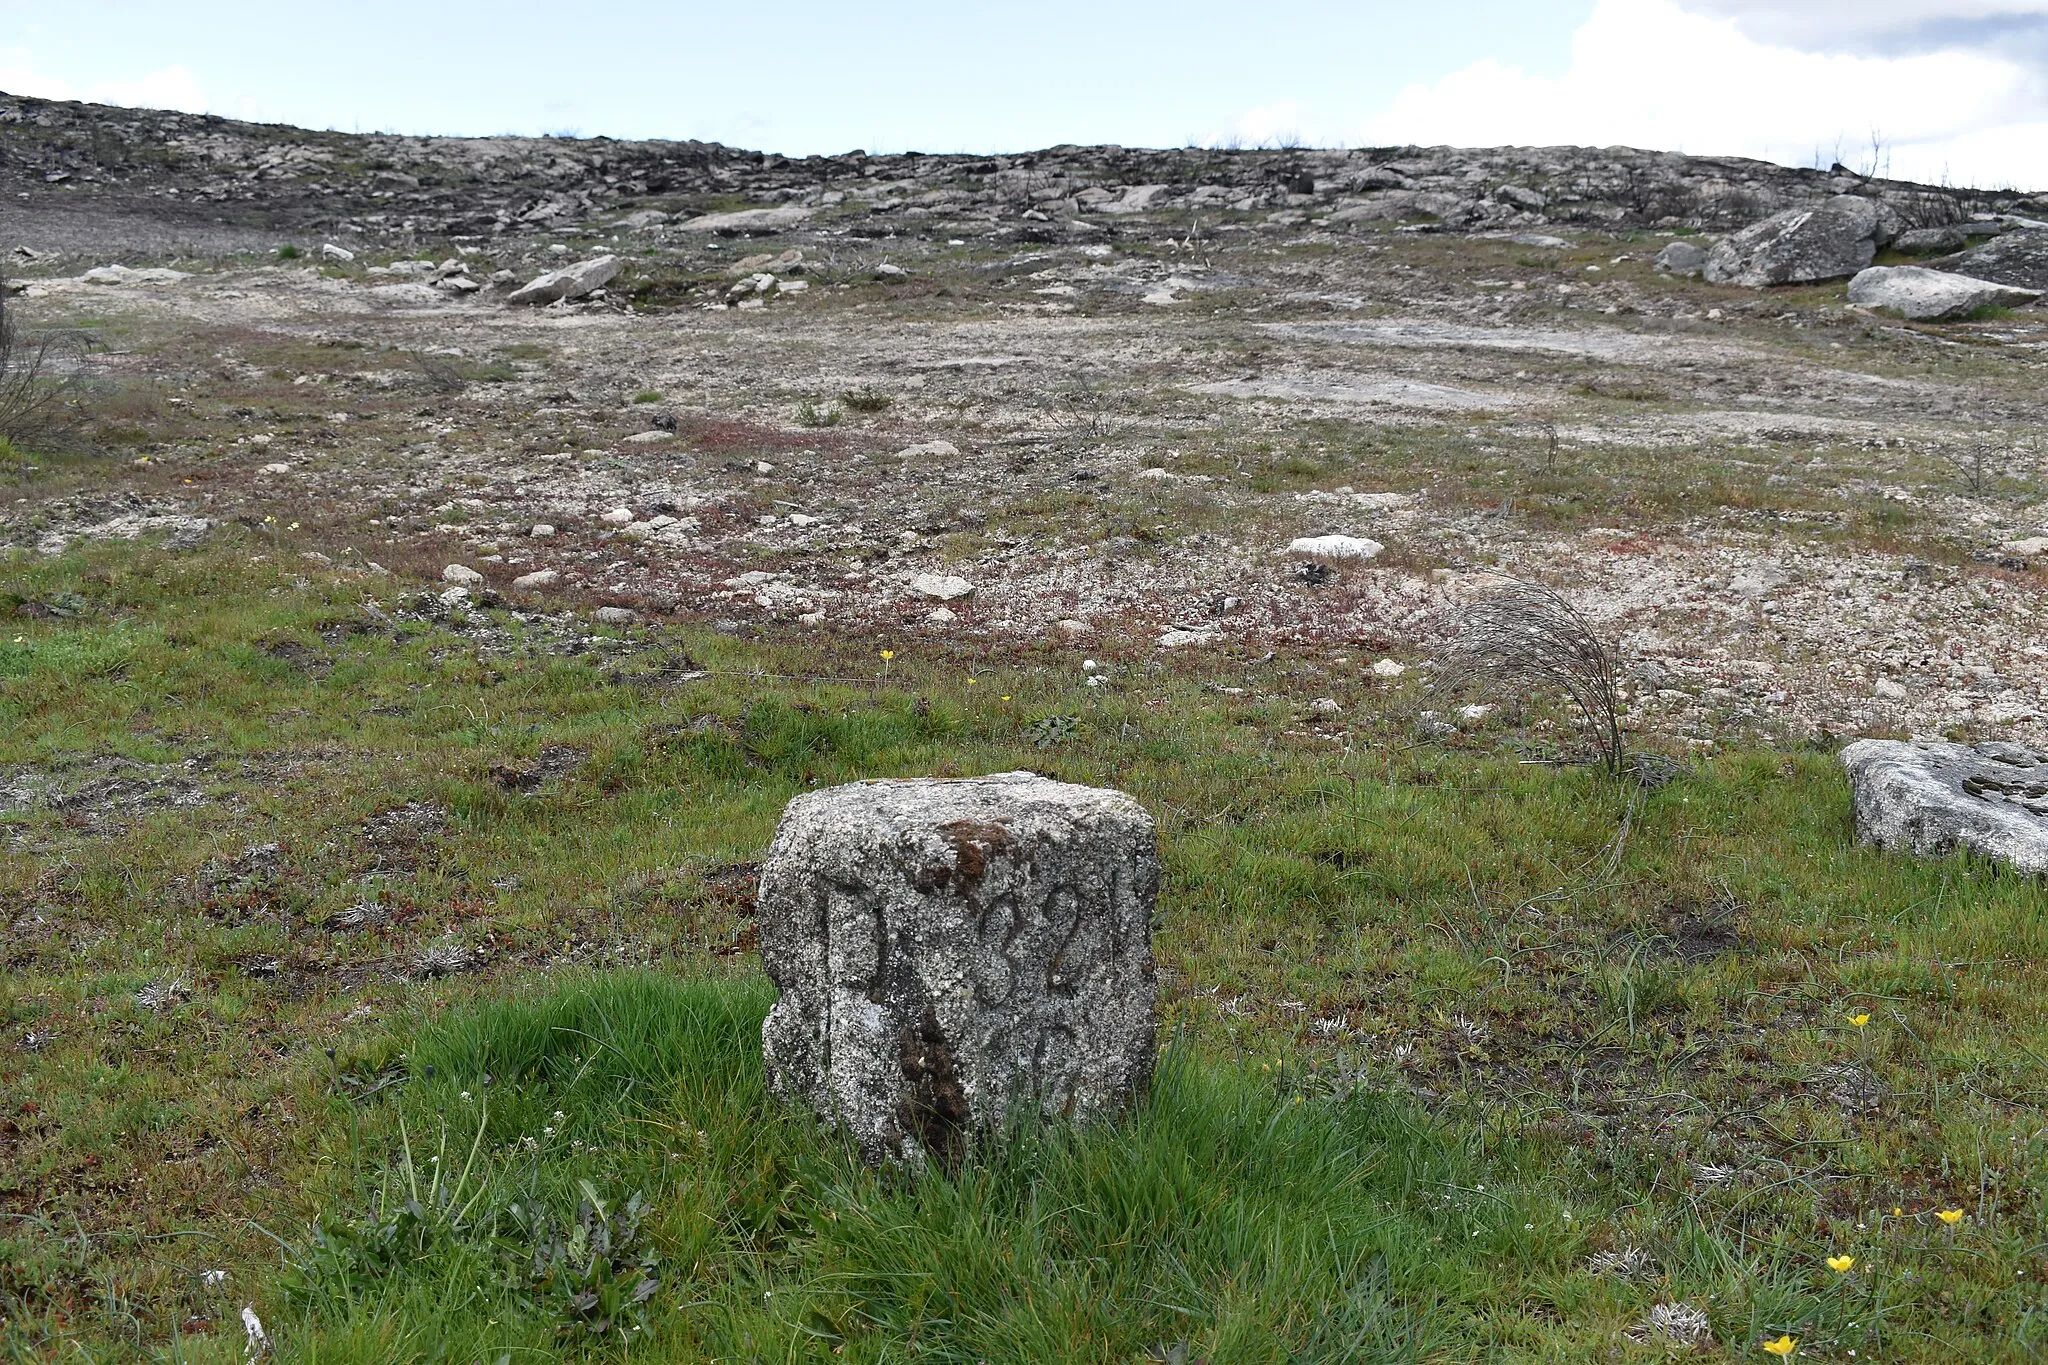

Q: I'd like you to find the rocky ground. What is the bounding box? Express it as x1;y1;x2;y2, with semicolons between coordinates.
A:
6;90;2048;753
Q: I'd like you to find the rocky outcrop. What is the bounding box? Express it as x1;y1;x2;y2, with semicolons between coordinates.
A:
756;773;1158;1167
1704;195;1897;287
1847;265;2040;321
1841;740;2048;876
4;90;2042;258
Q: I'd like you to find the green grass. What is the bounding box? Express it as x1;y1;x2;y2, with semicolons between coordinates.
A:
4;537;2048;1360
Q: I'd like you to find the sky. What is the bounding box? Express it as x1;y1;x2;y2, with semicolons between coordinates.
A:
3;0;2045;190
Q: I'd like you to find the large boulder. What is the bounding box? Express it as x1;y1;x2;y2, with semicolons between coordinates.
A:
1704;196;1896;287
1848;265;2040;321
504;255;620;306
757;772;1158;1166
1841;739;2048;876
1930;229;2048;292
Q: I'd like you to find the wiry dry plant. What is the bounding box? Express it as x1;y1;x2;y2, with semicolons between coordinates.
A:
0;272;89;450
1432;580;1624;776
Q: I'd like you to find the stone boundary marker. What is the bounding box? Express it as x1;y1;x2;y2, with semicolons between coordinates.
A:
758;772;1158;1167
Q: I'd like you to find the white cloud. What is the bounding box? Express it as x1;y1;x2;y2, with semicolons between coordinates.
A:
1688;1;2048;48
0;48;210;116
1349;0;2048;189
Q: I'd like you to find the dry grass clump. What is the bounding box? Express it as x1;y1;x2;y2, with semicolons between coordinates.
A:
1433;580;1624;775
0;273;90;450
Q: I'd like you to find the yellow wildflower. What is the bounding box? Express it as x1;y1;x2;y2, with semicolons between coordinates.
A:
1848;1013;1870;1028
879;649;894;661
1762;1335;1797;1356
1827;1255;1854;1273
1937;1209;1965;1225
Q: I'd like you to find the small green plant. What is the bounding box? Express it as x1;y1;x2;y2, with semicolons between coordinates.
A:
278;244;301;260
1023;713;1082;749
795;400;842;428
631;390;662;404
511;1183;660;1339
839;387;894;414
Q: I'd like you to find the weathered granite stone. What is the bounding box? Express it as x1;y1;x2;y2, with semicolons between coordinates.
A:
1704;195;1895;287
505;254;619;305
1841;739;2048;875
1847;265;2040;321
758;772;1158;1166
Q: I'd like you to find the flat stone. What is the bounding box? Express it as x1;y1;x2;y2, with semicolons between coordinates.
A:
1847;266;2040;322
81;264;190;286
677;205;812;235
441;563;484;585
757;773;1159;1166
1286;534;1383;560
592;606;637;625
505;255;620;306
909;573;974;602
1841;739;2048;876
2001;536;2048;559
895;440;960;459
511;569;560;589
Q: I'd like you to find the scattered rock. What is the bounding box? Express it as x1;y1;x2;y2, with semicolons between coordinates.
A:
2001;536;2048;559
1372;658;1407;678
1841;739;2048;875
1847;266;2040;321
1156;626;1219;648
1654;240;1709;276
320;243;355;261
529;523;555;538
600;507;635;526
895;440;960;459
1703;196;1894;287
909;573;975;602
757;772;1159;1166
441;563;484;585
874;263;909;281
81;264;189;285
1307;697;1343;719
1286;534;1383;560
511;568;560;590
505;254;620;305
592;606;637;625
